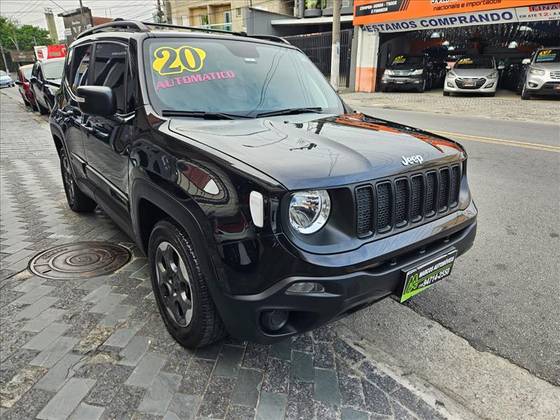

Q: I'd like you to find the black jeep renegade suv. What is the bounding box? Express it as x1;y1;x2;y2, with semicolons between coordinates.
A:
50;21;477;348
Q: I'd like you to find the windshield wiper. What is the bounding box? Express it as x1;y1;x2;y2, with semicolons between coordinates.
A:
161;110;250;120
256;107;324;118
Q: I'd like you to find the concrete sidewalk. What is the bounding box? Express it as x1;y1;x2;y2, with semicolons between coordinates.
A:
340;90;560;124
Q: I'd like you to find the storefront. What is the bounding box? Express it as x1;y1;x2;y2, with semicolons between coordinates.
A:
353;0;560;92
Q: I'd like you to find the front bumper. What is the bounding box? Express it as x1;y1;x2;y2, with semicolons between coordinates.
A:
444;77;497;93
525;75;560;96
214;201;477;343
381;76;423;89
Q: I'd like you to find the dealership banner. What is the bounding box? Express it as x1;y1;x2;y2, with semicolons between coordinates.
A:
354;0;557;25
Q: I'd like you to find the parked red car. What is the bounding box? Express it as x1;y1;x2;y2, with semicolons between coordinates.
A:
15;64;37;110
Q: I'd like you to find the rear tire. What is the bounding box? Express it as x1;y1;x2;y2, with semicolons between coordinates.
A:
148;220;226;349
60;149;97;213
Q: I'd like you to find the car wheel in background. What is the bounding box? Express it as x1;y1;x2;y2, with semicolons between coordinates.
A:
417;80;426;93
148;220;226;349
521;85;531;100
60;148;97;213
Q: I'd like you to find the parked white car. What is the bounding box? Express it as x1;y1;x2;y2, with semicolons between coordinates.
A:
521;47;560;100
444;56;500;97
0;70;15;88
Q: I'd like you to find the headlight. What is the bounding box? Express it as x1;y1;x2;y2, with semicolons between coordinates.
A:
529;67;545;76
384;70;395;76
487;71;498;79
289;190;330;234
411;69;423;75
447;71;457;79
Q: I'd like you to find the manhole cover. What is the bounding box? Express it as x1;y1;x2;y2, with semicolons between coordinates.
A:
29;242;131;280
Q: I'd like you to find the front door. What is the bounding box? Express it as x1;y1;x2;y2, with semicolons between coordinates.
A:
59;43;93;182
83;41;133;214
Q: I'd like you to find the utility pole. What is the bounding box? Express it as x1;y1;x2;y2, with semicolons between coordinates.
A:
79;0;85;30
330;0;341;91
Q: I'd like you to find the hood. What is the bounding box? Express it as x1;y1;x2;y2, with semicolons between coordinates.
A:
451;68;495;78
169;113;465;190
532;62;560;71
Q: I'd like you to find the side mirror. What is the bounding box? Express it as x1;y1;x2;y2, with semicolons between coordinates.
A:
522;58;531;65
76;86;115;117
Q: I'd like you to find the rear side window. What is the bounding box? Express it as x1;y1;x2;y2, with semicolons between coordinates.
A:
67;44;93;94
92;42;127;113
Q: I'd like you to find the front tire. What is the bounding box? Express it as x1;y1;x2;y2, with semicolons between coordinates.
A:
521;85;531;100
148;220;226;349
60;149;97;212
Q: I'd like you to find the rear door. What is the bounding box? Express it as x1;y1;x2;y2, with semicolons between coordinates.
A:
83;41;134;216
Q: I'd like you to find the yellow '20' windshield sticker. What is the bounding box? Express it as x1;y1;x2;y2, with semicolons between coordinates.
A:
152;46;207;76
393;55;406;64
457;58;473;65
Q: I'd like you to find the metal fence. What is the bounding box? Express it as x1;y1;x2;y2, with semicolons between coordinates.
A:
284;29;353;88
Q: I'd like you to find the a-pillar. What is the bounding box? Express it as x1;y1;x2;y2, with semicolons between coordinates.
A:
355;28;380;93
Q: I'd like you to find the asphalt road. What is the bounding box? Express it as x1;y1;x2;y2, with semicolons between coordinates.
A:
356;106;560;386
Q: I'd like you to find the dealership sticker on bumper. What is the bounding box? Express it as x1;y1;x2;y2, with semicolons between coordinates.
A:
400;250;458;303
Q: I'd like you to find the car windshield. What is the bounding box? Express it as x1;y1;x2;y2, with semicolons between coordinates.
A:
389;55;423;67
42;60;64;80
534;49;560;63
454;56;494;69
143;37;343;118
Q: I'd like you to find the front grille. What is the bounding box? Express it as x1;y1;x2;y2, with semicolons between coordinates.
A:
456;78;486;89
356;186;374;236
376;182;392;232
550;71;560;80
355;165;462;238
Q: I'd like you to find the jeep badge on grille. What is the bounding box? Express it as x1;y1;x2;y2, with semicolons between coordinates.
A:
401;155;424;166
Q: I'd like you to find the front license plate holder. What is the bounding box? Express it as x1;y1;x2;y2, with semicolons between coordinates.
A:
400;250;458;303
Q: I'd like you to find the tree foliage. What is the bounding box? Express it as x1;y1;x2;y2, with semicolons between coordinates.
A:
0;16;53;51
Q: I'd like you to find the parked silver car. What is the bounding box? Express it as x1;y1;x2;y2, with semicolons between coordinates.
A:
444;56;500;97
0;70;15;88
521;47;560;100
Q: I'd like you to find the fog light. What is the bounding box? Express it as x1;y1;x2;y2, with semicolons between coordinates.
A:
286;282;325;294
446;82;453;87
528;82;538;88
261;310;288;332
486;82;494;88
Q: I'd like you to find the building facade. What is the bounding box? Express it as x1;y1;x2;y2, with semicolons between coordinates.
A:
164;0;293;32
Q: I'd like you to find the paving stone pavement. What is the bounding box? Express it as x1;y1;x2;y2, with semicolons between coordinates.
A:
0;89;458;419
341;90;560;124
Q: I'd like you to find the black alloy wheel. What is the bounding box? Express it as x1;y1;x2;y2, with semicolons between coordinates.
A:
148;220;226;348
60;149;96;212
154;241;194;327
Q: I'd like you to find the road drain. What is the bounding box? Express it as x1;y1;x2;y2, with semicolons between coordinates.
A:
29;242;131;280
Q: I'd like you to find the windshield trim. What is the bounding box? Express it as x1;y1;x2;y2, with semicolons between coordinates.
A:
140;36;343;120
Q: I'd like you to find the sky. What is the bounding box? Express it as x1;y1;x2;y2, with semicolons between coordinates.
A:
0;0;158;40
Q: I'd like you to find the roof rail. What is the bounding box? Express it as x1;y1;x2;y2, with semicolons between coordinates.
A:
76;20;292;46
77;20;149;39
250;35;291;45
141;21;247;36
